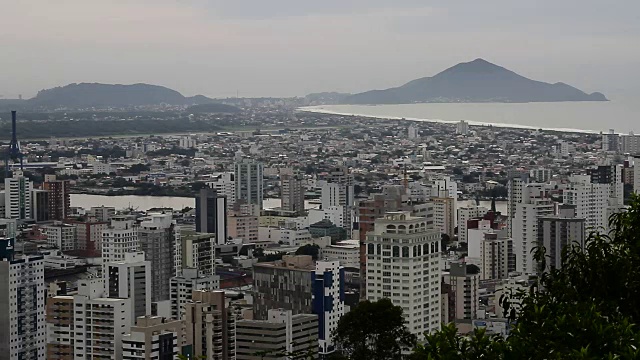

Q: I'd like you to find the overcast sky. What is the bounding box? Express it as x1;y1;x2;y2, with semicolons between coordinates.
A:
2;0;639;98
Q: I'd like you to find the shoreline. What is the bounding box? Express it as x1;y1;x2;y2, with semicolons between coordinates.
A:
298;106;600;135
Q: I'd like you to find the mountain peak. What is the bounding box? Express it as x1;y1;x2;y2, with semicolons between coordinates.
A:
435;58;510;78
470;58;493;65
342;59;608;104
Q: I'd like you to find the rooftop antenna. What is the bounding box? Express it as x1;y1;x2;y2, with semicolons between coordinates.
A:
4;111;24;177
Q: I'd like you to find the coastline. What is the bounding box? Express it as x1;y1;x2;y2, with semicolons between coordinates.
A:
298;105;600;135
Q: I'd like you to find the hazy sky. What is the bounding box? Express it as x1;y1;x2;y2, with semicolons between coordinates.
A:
2;0;639;98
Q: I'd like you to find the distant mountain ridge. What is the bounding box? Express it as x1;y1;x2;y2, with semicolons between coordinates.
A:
343;59;607;104
28;83;235;108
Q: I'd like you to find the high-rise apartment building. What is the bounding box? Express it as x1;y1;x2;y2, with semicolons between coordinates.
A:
89;206;116;222
195;188;228;244
456;120;469;135
102;216;140;271
227;211;259;243
0;238;46;360
555;141;575;156
31;189;49;222
357;186;409;242
122;316;186;360
105;251;152;322
42;222;77;251
178;135;197;149
170;268;220;320
365;212;441;338
207;172;236;211
357;186;411;299
46;296;74;359
253;256;345;352
508;174;554;236
442;262;480;322
537;205;586;271
42;174;70;221
589;164;624;206
481;233;513;280
320;167;355;231
281;173;305;215
602;129;620;152
564;175;610;232
457;205;488;243
236;309;318;360
507;173;529;238
512;183;555;274
181;231;216;276
313;261;345;356
235;159;264;209
408;124;419;139
138;213;181;302
621;132;640;155
72;217;107;256
71;279;132;359
184;290;237;360
253;255;315;319
431;176;458;200
529;168;552;183
432;197;455;237
623;163;635;186
4;170;33;220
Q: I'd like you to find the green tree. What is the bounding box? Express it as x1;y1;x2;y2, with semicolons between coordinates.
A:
333;298;416;360
440;233;451;250
128;163;150;174
295;244;320;260
413;195;640;359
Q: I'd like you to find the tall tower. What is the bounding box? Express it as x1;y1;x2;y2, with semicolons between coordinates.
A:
195;188;227;244
537;205;586;271
281;173;305;215
365;212;441;338
0;238;46;360
564;175;610;232
320;167;355;231
104;251;152;322
138;213;181;302
4;170;33;221
234;159;264;210
313;261;345;356
102;216;139;268
589;164;624;206
43;174;71;221
512;184;555;274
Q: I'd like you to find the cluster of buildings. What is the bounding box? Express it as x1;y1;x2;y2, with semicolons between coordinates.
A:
1;106;640;359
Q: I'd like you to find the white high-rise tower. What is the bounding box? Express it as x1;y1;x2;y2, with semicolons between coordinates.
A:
365;212;441;339
4;170;33;220
235;159;264;209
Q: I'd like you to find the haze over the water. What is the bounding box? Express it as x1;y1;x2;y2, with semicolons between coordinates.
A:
303;100;640;134
3;1;640;99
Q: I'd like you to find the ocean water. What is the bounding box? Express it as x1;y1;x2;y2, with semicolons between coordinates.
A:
301;99;640;134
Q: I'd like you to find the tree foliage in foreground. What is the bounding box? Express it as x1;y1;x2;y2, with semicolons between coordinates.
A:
412;194;640;359
335;196;640;359
333;298;416;360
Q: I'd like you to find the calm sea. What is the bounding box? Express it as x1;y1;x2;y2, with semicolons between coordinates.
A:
301;98;640;134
